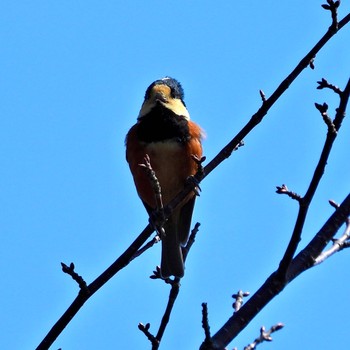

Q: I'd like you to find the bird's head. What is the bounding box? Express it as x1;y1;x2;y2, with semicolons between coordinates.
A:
138;77;190;120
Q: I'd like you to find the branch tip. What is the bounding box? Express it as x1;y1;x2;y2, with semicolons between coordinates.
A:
259;89;267;102
314;102;336;131
321;0;340;31
317;78;342;95
138;322;159;347
244;323;284;350
61;262;89;293
276;184;302;202
329;199;340;209
201;302;212;345
182;222;201;261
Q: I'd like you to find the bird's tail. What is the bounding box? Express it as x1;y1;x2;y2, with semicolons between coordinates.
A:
160;197;196;278
160;214;184;278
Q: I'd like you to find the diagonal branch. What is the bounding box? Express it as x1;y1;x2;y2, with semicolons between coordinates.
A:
165;13;350;216
204;77;349;348
277;77;350;277
207;193;350;349
142;223;201;348
36;9;350;350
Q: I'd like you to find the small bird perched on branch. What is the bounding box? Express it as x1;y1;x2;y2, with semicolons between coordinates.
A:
125;77;203;278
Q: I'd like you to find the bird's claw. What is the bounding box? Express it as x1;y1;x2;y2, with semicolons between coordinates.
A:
186;175;202;196
149;210;166;238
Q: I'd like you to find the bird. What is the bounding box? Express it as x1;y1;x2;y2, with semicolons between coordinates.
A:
125;77;203;278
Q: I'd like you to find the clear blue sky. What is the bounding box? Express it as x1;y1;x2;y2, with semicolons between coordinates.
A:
1;1;349;349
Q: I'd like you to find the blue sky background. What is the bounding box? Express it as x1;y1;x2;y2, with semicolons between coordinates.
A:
1;1;350;349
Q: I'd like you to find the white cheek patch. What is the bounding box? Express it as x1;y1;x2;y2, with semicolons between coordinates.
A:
166;99;190;120
138;100;155;119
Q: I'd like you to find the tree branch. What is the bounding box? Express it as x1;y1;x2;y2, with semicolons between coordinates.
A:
36;6;350;350
142;223;201;348
206;193;350;349
277;77;350;277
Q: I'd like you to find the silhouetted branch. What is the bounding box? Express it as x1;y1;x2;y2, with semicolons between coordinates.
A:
36;5;350;350
182;222;201;261
138;323;159;349
317;78;342;95
143;223;201;348
139;154;164;213
132;235;161;261
313;200;350;265
315;102;336;132
36;223;154;350
243;323;284;350
61;262;89;294
200;303;214;350
276;184;302;202
206;192;350;349
322;0;340;31
277;77;350;278
201;75;349;349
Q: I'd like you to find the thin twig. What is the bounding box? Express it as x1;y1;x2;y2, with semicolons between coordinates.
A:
314;102;336;132
200;303;214;350
36;8;350;350
208;193;350;350
317;78;342;95
61;262;89;294
182;222;201;261
314;200;350;265
207;76;350;349
139;154;164;212
144;223;201;346
138;323;159;349
138;279;181;350
243;323;284;350
277;77;350;278
276;184;302;202
154;278;181;344
131;235;161;261
321;0;340;31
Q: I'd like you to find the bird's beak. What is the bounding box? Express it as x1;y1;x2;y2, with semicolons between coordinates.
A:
154;92;167;103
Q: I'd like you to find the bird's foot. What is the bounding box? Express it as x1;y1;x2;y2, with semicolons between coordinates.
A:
149;209;166;238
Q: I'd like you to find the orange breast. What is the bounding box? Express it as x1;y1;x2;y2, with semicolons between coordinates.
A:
126;121;203;208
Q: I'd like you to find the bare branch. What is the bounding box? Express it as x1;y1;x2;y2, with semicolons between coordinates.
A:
276;184;302;202
317;78;342;95
321;0;341;31
138;323;159;349
139;154;164;211
208;193;350;350
61;262;89;294
154;278;181;344
201;12;350;180
243;323;284;350
36;224;155;350
277;77;350;278
200;303;214;350
182;222;201;261
36;7;350;350
139;154;166;236
259;89;267;103
314;200;350;265
314;102;336;132
131;235;161;261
